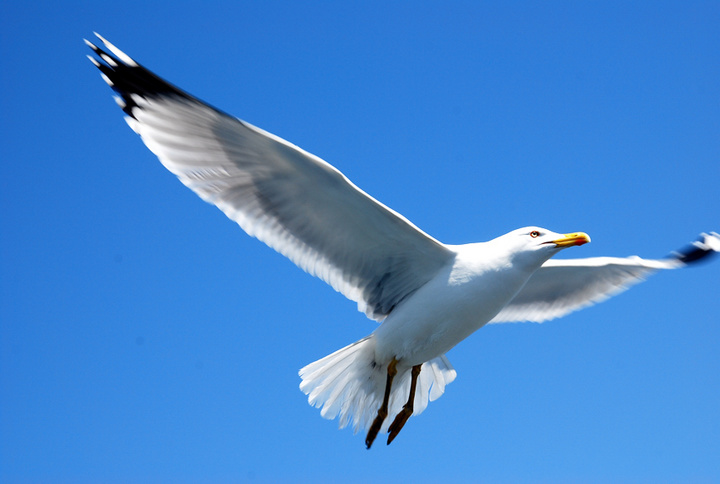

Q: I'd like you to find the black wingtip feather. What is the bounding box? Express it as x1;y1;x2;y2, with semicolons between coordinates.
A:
86;36;192;118
671;233;720;265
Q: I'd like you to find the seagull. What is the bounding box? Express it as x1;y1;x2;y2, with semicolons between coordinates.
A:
86;34;719;448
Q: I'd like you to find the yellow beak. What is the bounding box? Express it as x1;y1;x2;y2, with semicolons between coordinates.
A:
551;232;591;248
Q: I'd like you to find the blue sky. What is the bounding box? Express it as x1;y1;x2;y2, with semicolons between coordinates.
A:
2;1;719;482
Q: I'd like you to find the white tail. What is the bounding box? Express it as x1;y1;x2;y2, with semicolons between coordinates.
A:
299;335;457;434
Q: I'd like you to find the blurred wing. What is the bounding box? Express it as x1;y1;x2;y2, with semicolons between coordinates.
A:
87;34;453;321
491;232;720;323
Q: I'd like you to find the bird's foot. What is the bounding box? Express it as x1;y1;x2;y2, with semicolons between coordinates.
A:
365;358;399;449
387;404;413;445
365;408;388;449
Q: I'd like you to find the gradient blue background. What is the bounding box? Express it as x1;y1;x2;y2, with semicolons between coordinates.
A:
2;2;719;482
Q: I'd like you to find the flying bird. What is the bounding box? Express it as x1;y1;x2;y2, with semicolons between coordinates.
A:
86;34;719;448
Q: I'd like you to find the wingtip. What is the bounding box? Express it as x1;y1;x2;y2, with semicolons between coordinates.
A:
703;232;720;252
86;54;100;67
670;232;720;266
89;32;138;67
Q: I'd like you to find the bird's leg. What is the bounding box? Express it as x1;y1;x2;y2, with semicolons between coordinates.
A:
365;357;399;449
387;363;422;445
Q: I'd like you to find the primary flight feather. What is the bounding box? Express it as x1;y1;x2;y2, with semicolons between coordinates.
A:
87;34;718;448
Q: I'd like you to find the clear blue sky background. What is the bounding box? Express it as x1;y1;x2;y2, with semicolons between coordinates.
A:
2;2;719;482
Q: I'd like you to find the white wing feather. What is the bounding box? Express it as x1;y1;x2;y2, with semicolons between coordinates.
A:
492;232;720;323
88;36;453;321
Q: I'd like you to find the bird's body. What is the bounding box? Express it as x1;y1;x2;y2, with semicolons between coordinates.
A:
300;227;592;439
375;233;556;366
87;34;719;447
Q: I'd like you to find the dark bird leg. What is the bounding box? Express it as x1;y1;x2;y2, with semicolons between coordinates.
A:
365;357;399;449
387;363;422;445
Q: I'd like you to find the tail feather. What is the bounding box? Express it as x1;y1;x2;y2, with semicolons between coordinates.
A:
299;335;457;434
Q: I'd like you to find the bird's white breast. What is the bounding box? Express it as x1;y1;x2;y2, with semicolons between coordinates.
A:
373;243;537;366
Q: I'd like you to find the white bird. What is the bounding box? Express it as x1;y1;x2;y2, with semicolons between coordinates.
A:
87;34;719;448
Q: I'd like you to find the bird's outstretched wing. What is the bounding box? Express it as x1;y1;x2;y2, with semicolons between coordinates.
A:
86;34;453;321
491;232;720;323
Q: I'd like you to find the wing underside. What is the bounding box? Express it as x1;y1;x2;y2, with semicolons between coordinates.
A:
87;34;454;321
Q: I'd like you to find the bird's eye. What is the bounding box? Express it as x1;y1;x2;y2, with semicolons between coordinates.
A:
530;231;540;238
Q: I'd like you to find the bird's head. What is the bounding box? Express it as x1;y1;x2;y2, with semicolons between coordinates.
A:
494;226;591;270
